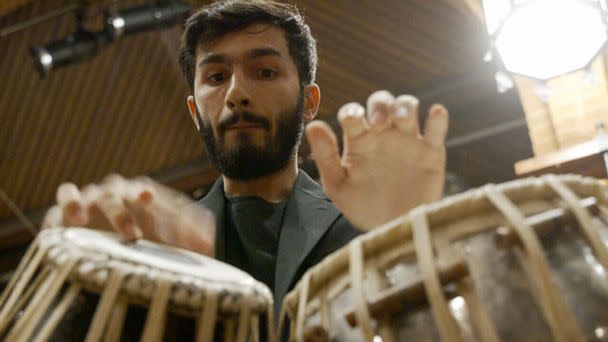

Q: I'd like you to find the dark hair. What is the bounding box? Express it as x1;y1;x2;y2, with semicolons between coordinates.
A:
178;0;317;92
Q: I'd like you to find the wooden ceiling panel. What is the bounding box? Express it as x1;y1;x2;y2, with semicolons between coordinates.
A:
0;0;204;221
0;0;33;17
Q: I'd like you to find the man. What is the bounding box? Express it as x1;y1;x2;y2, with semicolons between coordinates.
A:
46;0;448;320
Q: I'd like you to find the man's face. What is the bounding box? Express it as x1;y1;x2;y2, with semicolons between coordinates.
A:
187;23;312;180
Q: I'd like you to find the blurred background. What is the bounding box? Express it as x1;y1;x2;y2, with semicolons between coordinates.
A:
4;0;608;285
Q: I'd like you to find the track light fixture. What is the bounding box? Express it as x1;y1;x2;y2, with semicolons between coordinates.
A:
105;1;191;38
30;1;191;77
31;30;109;77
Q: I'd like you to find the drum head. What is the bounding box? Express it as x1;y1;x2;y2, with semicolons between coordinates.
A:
61;227;254;285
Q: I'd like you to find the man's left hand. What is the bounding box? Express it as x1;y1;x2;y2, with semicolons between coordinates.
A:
306;90;448;231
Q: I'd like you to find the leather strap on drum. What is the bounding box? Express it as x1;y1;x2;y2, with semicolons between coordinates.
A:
434;237;501;342
236;289;252;342
197;286;219;341
0;243;45;334
349;238;375;341
34;283;82;342
6;257;78;341
545;175;608;269
277;302;289;341
295;272;311;341
411;208;463;342
250;315;260;342
4;268;51;331
319;286;331;335
141;276;172;341
457;278;501;342
278;301;296;341
104;296;129;342
224;318;236;341
484;185;584;342
0;236;39;309
266;297;276;342
85;267;127;342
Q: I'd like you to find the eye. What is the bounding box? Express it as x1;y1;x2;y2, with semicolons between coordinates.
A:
258;68;277;79
207;72;226;85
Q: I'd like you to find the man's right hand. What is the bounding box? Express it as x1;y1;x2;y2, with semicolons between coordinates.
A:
42;175;215;256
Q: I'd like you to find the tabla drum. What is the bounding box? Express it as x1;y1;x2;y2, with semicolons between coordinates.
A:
0;227;274;342
280;174;608;342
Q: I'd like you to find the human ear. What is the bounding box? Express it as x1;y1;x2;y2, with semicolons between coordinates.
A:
186;96;200;131
303;83;321;123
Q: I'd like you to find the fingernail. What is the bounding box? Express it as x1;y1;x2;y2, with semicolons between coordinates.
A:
395;107;408;117
430;104;446;114
138;190;153;205
349;105;364;117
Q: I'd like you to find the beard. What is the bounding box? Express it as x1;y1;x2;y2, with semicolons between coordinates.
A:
196;92;305;181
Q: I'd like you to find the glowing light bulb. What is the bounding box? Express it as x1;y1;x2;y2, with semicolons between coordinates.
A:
486;0;606;80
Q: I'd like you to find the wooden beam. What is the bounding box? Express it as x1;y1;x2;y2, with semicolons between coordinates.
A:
514;139;608;178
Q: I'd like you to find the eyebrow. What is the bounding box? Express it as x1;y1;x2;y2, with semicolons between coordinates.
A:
199;54;228;67
245;47;282;60
198;47;282;68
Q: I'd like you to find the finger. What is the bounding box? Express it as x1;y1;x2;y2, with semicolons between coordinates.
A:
102;173;125;187
177;205;216;256
56;183;86;226
186;236;214;256
337;102;367;140
100;174;148;240
80;184;105;229
366;90;394;128
423;104;449;147
124;181;154;204
306;121;346;194
392;94;420;136
96;191;142;241
177;204;215;239
85;203;115;231
134;176;186;208
124;182;194;245
123;185;162;241
81;184;101;205
42;206;62;229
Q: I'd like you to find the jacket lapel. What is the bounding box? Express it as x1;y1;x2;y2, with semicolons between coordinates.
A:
197;178;227;260
274;171;341;314
197;172;341;316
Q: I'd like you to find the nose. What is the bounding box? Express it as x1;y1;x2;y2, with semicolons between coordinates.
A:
225;73;251;111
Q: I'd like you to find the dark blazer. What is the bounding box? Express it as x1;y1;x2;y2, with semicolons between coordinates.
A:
197;170;361;317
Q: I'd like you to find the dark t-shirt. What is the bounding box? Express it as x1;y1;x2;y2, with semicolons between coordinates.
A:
223;195;288;291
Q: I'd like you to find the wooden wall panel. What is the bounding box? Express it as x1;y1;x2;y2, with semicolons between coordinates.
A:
516;56;608;156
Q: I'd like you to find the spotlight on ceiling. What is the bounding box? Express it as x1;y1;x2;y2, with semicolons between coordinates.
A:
483;0;608;81
105;1;191;38
30;30;108;77
29;1;190;77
